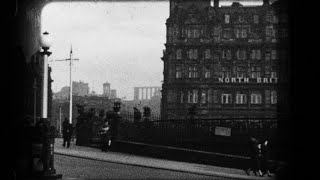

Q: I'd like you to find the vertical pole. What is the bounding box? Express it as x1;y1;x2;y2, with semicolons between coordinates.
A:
69;47;73;124
42;53;48;119
34;78;37;125
59;107;62;134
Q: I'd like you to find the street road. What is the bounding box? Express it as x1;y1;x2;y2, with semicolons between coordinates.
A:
55;154;229;180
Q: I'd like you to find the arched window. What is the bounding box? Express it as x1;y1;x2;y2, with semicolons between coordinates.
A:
188;90;198;103
236;93;247;104
201;90;208;104
221;93;232;104
188;66;198;78
176;49;182;59
205;49;211;59
250;92;262;104
175;65;182;78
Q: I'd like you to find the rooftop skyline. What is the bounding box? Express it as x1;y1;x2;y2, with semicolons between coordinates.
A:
42;2;168;100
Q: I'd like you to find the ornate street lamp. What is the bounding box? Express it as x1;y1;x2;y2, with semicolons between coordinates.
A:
39;31;52;120
39;32;62;179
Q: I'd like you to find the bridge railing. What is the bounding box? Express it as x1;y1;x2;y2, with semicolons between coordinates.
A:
116;117;282;159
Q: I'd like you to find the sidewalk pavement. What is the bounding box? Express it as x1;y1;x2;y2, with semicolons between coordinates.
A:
54;138;275;180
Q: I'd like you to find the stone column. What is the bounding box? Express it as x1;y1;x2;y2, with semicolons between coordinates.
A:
134;87;139;100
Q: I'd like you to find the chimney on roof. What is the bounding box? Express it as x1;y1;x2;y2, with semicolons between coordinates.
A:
213;0;219;7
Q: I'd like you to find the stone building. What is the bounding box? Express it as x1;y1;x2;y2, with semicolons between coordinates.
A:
72;81;89;97
134;86;161;101
110;89;117;99
161;0;289;121
102;82;111;97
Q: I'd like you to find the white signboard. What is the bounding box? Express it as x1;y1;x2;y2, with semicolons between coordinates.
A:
215;126;231;136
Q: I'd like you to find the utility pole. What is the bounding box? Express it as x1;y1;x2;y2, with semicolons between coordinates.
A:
51;45;79;124
59;106;62;134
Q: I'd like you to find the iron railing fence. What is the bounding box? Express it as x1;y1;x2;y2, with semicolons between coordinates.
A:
116;117;283;159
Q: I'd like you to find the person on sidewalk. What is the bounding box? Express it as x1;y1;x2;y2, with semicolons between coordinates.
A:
246;137;263;176
261;139;272;177
62;118;73;148
99;121;112;151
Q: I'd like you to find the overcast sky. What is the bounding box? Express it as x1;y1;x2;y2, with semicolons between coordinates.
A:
41;1;270;100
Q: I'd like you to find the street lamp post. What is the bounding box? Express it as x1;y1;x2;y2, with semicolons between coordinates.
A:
39;31;62;179
40;32;52;120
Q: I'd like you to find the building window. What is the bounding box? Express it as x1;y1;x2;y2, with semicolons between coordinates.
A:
253;15;259;24
188;90;198;103
251;50;261;60
176;49;182;59
241;29;247;38
235;28;241;38
194;29;200;38
236;66;246;78
225;14;230;24
180;91;184;103
221;94;232;104
235;28;247;38
188;49;198;59
175;65;182;78
187;29;192;38
271;72;277;78
187;28;200;38
205;49;211;59
266;25;276;40
250;93;262;104
251;67;261;78
265;65;271;78
222;49;232;60
201;90;208;104
236;93;247;104
221;67;231;78
188;66;198;78
235;27;247;38
266;12;273;23
204;66;211;78
237;50;246;60
271;90;277;104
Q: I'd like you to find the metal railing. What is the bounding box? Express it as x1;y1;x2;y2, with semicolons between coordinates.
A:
116;117;281;158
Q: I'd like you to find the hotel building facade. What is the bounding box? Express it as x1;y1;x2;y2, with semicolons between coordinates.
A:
161;0;289;122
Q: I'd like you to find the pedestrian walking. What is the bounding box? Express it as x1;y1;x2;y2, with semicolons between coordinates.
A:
261;139;272;177
62;118;73;148
246;137;263;176
99;121;111;151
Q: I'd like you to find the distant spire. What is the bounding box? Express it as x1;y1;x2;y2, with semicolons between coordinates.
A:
70;44;73;54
